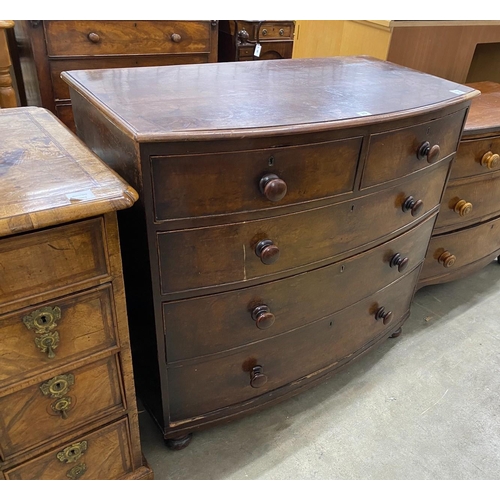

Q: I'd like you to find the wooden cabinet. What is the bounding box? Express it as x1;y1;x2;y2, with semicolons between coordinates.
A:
62;56;478;449
0;107;152;479
420;82;500;286
218;20;294;61
12;20;218;131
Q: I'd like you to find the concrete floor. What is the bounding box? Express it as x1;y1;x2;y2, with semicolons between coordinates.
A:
138;261;500;480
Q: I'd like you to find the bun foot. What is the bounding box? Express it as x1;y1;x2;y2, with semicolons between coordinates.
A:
389;327;402;339
165;433;193;451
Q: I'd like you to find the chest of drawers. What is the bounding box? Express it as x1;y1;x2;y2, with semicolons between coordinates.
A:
62;57;478;449
0;107;153;479
420;82;500;286
12;20;218;131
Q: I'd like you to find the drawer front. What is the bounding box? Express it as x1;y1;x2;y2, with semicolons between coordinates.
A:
164;214;436;361
168;266;420;421
0;356;124;459
451;135;500;180
0;285;117;390
4;418;132;480
0;219;108;309
158;162;448;295
435;171;500;231
420;216;500;282
362;109;466;188
151;137;362;221
253;22;294;40
44;20;212;57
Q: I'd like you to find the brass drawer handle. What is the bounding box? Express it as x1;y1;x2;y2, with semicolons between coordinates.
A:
417;141;440;163
51;396;73;419
57;441;88;463
171;33;182;43
87;32;100;43
23;306;61;359
67;463;87;480
251;305;275;330
454;199;473;217
438;250;456;268
481;151;499;169
375;306;393;325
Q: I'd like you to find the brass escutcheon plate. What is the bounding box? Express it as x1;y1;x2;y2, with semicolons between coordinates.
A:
40;373;74;398
57;440;88;463
23;306;61;333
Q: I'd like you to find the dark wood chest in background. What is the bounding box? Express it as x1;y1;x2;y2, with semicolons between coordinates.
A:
11;20;218;131
218;20;294;61
61;57;478;449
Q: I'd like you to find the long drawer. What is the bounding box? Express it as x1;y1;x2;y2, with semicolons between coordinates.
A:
157;162;449;295
167;266;420;421
164;213;436;361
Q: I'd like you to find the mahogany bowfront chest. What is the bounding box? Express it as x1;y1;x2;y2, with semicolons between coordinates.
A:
62;57;478;448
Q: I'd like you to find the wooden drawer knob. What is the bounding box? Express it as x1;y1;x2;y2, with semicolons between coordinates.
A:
438;250;456;268
171;33;182;43
390;253;409;273
251;305;275;330
259;174;287;202
279;29;285;36
87;32;100;43
481;151;500;169
417;141;441;163
375;306;393;325
402;196;424;217
255;239;280;264
250;365;268;388
454;199;473;217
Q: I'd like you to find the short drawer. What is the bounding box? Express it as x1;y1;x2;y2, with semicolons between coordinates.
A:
0;218;109;310
435;171;500;231
164;213;436;361
150;137;362;222
257;22;294;40
451;135;500;180
4;418;132;480
362;109;466;188
0;285;118;390
167;266;420;421
0;356;124;459
44;20;213;57
157;162;448;295
420;215;500;282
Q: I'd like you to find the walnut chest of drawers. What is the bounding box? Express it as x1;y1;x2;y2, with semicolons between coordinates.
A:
0;107;153;479
420;82;500;286
12;20;218;131
61;57;478;449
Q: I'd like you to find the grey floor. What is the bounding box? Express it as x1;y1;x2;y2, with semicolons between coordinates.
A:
138;261;500;480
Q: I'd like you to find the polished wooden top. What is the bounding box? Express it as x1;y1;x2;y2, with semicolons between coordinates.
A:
61;56;479;142
463;82;500;138
0;107;138;237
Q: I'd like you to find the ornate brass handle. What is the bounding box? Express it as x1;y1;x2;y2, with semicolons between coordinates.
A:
51;396;73;419
481;151;500;169
23;306;61;359
454;199;473;217
40;373;74;398
67;463;87;480
57;441;88;463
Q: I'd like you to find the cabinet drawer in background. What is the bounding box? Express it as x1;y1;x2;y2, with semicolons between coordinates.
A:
0;285;118;390
157;162;448;295
167;266;420;421
163;213;436;361
0;356;124;459
4;418;132;480
44;20;213;57
150;137;362;222
451;135;500;180
362;109;466;188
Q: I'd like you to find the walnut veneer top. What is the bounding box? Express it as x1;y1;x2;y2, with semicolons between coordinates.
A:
463;81;500;138
0;107;138;237
61;56;479;142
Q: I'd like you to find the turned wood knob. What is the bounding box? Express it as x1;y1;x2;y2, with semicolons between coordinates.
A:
417;141;441;163
259;174;287;202
390;253;409;273
402;196;424;217
171;33;182;43
250;365;268;388
438;250;456;268
481;151;500;169
255;239;280;265
87;32;100;43
375;307;393;325
251;305;275;330
454;199;473;217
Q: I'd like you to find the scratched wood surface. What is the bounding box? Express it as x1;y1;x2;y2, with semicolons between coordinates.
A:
0;107;138;237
